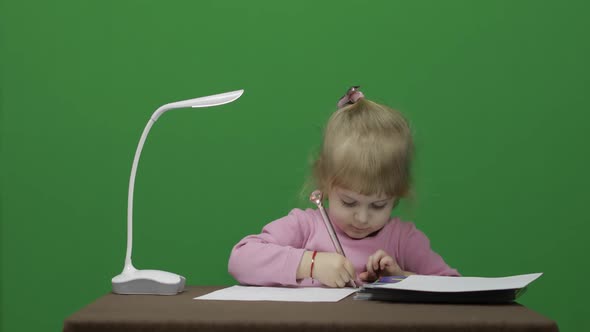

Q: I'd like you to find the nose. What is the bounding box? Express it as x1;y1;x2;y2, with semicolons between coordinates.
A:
354;207;369;224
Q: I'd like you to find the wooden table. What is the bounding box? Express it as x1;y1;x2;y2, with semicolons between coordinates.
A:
63;286;559;332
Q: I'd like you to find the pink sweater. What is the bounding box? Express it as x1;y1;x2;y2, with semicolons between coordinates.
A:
228;208;459;287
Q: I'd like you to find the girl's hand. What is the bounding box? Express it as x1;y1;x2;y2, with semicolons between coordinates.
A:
313;252;356;288
359;249;406;283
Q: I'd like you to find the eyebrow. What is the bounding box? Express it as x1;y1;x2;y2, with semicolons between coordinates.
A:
339;193;390;204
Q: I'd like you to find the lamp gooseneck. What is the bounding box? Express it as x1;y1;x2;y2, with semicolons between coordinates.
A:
123;117;156;273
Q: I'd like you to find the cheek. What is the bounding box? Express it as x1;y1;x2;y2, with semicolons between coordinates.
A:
328;207;349;226
374;210;392;225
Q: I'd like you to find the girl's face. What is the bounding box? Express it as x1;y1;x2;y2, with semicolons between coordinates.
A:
327;186;396;239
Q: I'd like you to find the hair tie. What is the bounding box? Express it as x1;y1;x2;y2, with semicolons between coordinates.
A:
337;86;365;109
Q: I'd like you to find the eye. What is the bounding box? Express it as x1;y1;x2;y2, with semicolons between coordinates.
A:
371;203;387;210
341;200;357;207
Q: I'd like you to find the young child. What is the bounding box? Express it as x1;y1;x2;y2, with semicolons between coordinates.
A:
228;87;459;288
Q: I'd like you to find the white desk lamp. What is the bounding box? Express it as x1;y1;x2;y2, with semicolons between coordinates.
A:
112;89;244;295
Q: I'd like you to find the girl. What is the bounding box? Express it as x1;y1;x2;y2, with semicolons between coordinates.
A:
228;87;459;288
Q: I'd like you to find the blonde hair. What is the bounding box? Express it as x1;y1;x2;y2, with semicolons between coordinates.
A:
312;98;413;198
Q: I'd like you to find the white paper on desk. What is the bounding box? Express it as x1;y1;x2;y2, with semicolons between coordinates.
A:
194;285;357;302
364;273;543;292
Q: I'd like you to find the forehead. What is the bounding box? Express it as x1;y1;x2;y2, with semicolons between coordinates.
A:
333;186;391;201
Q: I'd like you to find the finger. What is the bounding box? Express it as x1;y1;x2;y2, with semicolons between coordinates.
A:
363;270;378;282
376;249;388;257
359;271;369;281
344;260;356;280
371;255;381;275
373;255;380;272
380;256;394;270
340;270;350;283
371;252;384;271
373;250;390;271
366;255;374;275
335;278;345;288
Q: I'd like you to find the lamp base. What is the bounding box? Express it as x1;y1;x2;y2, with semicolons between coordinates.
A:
112;269;185;295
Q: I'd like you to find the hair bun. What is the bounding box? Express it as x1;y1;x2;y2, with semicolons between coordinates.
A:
337;86;365;109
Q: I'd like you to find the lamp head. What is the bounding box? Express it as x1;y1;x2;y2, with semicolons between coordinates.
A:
151;89;244;121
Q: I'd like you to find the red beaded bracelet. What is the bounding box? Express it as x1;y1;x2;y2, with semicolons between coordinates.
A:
310;251;318;278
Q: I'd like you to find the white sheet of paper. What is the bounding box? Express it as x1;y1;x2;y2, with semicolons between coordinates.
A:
365;273;543;292
194;285;357;302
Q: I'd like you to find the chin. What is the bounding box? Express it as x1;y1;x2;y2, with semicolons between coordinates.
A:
347;228;381;239
346;230;370;239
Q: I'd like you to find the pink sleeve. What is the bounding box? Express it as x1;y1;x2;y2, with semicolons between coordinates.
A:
396;222;460;276
228;209;313;286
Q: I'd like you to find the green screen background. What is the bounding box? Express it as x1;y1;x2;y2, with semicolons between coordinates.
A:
2;1;589;331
